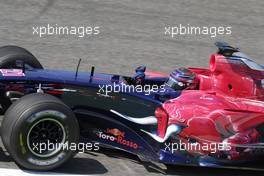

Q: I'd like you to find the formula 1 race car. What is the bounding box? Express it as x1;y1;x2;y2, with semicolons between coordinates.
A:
0;42;263;171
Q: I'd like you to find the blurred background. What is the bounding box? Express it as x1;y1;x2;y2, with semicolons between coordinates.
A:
0;0;263;76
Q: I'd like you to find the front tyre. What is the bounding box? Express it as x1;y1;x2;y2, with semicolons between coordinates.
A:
1;93;79;170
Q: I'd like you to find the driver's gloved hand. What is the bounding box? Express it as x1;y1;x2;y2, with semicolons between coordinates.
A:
134;72;145;85
133;66;146;85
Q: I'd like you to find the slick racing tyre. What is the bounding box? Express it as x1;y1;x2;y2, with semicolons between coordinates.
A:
0;46;43;113
1;93;79;170
0;45;43;69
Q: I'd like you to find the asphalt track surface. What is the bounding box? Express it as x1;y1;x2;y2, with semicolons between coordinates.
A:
0;0;263;175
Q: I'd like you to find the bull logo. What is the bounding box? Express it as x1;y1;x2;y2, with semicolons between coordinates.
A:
106;128;125;137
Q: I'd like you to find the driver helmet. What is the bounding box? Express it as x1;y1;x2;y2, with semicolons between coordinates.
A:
166;68;198;90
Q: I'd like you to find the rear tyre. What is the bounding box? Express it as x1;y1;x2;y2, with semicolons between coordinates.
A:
1;93;79;170
0;45;43;69
0;46;43;112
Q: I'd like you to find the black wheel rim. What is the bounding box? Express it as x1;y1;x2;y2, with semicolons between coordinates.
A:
27;115;66;158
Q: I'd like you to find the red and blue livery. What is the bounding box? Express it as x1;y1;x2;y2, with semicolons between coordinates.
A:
0;42;263;170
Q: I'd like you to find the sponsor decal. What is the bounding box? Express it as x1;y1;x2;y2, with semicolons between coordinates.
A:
95;128;139;149
0;69;25;77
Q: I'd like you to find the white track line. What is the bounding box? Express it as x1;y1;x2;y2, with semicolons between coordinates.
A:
0;168;95;176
